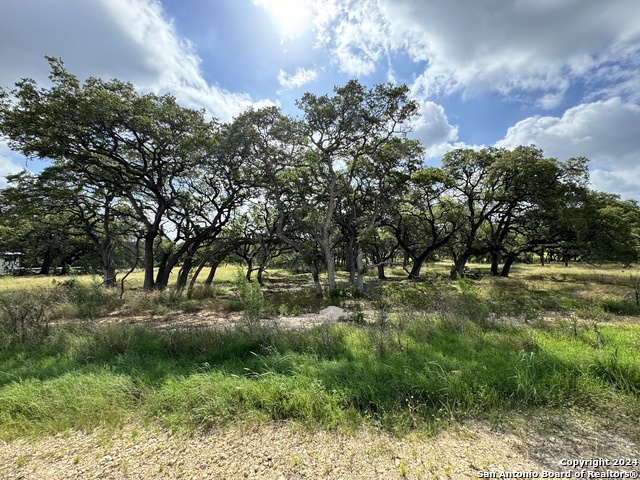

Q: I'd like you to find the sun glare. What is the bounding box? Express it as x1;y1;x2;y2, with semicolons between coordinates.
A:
255;0;312;40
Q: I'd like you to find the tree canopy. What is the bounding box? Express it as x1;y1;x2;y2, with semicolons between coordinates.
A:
1;58;638;294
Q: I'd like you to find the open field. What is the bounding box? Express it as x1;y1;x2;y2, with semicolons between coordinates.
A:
1;262;639;478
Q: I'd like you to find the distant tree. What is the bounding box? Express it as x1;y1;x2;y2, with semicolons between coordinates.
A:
570;191;640;265
441;146;590;278
229;106;328;295
489;154;589;275
387;166;459;279
336;136;423;291
0;169;106;276
360;226;400;280
441;148;510;279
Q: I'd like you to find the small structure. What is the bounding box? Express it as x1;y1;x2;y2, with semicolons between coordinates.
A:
0;252;22;274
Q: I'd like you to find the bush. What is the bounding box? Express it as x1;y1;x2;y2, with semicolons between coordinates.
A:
0;290;55;347
54;277;119;320
235;270;266;330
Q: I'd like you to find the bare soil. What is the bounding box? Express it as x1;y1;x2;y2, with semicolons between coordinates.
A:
1;412;638;479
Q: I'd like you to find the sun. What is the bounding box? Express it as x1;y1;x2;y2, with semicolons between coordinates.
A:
254;0;312;40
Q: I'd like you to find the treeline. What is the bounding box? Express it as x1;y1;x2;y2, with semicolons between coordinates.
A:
1;58;638;294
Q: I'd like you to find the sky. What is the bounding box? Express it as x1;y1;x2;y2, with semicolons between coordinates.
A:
0;0;639;200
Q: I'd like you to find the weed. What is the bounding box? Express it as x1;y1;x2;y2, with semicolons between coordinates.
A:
54;276;119;320
513;351;539;404
235;270;266;331
398;458;408;477
590;349;640;394
0;289;53;347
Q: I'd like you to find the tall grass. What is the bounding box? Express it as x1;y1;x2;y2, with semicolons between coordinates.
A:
0;261;639;440
1;313;639;439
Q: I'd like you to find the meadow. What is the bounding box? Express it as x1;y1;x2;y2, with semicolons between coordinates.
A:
0;262;639;441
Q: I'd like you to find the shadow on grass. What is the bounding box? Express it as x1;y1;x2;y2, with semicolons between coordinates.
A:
2;312;639;439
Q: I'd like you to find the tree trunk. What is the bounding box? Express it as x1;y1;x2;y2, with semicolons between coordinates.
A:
310;264;323;296
408;258;421;279
377;264;386;280
355;244;366;293
257;264;266;285
320;238;337;294
39;248;53;275
345;235;356;286
143;233;156;291
204;259;221;286
326;258;337;293
245;258;253;282
490;251;501;276
154;251;173;290
500;255;516;277
103;263;117;287
176;255;195;290
101;242;117;287
187;257;209;295
450;251;470;280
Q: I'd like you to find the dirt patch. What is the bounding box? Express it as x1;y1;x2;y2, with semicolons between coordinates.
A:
1;412;638;479
97;305;376;332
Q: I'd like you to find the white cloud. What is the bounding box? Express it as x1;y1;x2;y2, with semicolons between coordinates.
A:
0;141;26;188
496;98;640;167
496;98;640;199
537;93;564;110
590;168;640;201
313;0;388;76
0;0;270;122
313;0;640;99
410;100;459;157
277;67;318;89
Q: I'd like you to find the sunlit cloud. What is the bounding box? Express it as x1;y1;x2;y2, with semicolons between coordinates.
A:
312;0;640;100
496;98;640;167
277;67;318;90
0;0;272;122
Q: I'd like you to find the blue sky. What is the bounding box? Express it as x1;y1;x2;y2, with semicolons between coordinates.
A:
1;0;639;200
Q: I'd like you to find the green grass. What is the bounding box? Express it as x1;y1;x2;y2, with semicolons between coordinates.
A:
0;261;639;440
0;313;639;439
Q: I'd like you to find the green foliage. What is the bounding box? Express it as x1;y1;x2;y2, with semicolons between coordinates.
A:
54;276;118;320
235;270;266;328
0;290;54;348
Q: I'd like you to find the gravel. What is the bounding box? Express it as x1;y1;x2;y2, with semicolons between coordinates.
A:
2;412;638;479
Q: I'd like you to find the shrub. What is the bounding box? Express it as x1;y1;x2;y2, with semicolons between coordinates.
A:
53;277;119;320
0;290;54;347
235;270;266;330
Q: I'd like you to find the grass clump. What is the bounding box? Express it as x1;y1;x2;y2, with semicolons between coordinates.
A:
0;289;58;348
0;369;137;439
232;270;266;330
